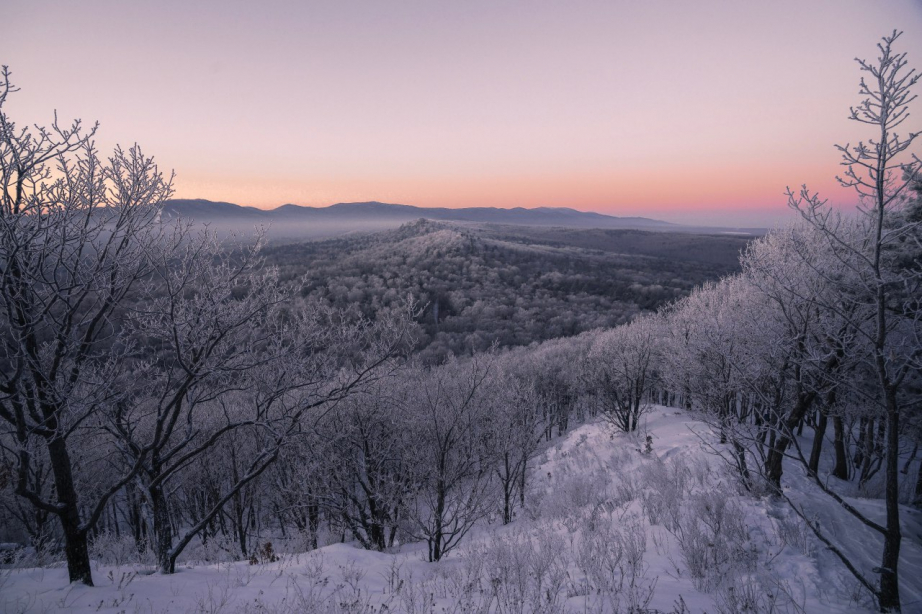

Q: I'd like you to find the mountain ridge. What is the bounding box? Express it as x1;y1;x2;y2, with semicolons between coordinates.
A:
161;198;765;237
163;199;675;227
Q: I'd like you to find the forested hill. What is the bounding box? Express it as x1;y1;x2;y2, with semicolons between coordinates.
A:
161;199;767;239
264;220;753;363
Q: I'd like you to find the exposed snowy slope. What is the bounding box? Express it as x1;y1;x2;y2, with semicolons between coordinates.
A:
3;407;919;613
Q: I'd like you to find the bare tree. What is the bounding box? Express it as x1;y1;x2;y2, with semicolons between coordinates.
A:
404;356;496;561
264;427;328;549
103;233;291;573
785;31;921;612
585;314;661;433
320;381;418;551
0;66;416;581
659;277;764;487
524;339;583;440
739;225;856;490
661;280;745;436
0;66;174;584
113;291;414;573
483;366;543;524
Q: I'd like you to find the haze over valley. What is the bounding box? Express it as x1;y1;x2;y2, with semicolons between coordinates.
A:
161;198;766;241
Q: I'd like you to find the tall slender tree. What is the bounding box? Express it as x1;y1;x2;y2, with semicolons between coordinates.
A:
786;31;920;612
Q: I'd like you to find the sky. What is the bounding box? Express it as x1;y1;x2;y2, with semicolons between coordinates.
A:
5;1;922;227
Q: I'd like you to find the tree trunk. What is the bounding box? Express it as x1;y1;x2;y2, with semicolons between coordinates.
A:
367;495;386;551
126;485;147;555
765;392;816;491
308;501;320;550
150;484;174;574
878;403;901;613
734;440;751;491
47;437;93;585
502;453;513;524
832;416;849;480
854;417;868;470
518;451;527;508
430;474;446;562
229;447;248;558
808;409;828;475
235;500;248;558
388;524;398;549
913;463;922;509
859;419;884;487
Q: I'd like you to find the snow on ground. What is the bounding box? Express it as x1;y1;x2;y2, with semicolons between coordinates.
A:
3;406;919;613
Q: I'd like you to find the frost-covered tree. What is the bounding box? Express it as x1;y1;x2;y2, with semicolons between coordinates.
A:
661;280;745;429
0;65;415;581
524;338;584;439
0;66;175;584
105;234;290;574
320;381;418;551
483;366;543;524
783;31;921;612
659;276;770;487
585;313;661;433
404;357;496;561
740;225;857;489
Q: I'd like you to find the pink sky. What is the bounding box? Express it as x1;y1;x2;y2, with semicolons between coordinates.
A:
6;0;922;226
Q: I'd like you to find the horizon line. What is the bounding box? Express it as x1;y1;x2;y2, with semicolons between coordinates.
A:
166;197;776;230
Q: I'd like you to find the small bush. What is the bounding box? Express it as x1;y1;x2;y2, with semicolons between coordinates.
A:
541;470;611;519
89;531;153;568
639;458;690;531
459;527;569;613
249;541;279;565
574;513;655;611
715;573;806;614
773;513;815;557
671;491;754;591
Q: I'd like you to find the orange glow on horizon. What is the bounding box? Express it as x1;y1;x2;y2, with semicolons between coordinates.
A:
173;162;853;226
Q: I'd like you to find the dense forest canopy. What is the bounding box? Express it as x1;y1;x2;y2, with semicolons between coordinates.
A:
264;219;751;362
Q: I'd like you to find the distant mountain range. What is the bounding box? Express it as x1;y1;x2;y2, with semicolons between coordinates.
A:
161;199;764;238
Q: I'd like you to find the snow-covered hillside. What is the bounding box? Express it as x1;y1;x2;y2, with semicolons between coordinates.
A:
4;407;918;613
